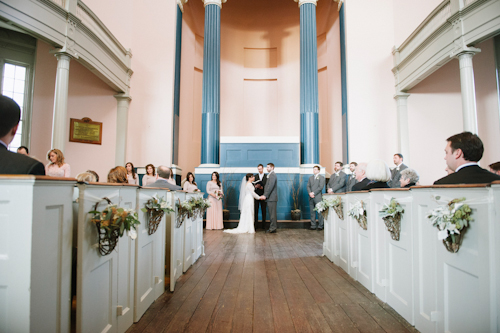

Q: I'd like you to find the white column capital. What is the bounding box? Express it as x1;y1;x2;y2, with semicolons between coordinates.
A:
333;0;344;11
294;0;318;7
394;92;410;101
450;46;481;59
202;0;226;8
114;93;132;103
177;0;188;13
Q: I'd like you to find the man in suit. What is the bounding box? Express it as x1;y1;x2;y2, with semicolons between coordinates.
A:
307;165;325;230
434;132;500;184
254;164;267;230
327;161;346;193
145;166;183;190
389;153;408;188
351;163;369;191
346;162;358;192
0;95;45;175
489;162;500;175
261;163;278;233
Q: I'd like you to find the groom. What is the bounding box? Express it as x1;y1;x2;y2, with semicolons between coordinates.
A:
261;163;278;233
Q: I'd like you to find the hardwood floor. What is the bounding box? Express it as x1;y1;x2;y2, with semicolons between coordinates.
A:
127;229;418;333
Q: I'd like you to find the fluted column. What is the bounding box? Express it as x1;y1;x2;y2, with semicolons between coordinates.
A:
456;49;480;133
394;92;411;166
297;0;320;165
51;51;74;152
173;0;186;165
201;0;225;164
114;94;131;166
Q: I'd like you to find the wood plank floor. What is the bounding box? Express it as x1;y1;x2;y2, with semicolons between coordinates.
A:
127;229;418;333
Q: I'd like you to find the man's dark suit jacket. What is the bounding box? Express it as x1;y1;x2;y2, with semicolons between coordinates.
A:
254;173;267;196
145;178;182;190
434;165;500;185
0;144;45;175
363;181;390;190
351;178;370;191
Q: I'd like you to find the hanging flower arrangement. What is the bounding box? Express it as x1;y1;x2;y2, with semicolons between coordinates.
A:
379;198;404;241
315;196;344;220
348;200;367;230
141;196;174;235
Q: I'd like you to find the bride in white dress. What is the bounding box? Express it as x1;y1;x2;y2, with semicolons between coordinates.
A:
224;173;261;234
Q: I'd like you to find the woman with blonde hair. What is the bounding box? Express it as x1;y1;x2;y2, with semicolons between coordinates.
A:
125;162;138;185
142;164;156;186
45;148;71;177
76;171;96;183
107;166;128;184
362;159;391;190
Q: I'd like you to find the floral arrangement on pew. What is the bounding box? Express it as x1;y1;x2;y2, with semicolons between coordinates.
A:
427;197;473;253
175;197;211;228
190;196;211;219
89;197;141;256
379;198;404;241
315;196;343;220
141;196;174;235
348;200;367;230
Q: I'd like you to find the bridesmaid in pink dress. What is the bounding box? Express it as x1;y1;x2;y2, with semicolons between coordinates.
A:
206;172;224;230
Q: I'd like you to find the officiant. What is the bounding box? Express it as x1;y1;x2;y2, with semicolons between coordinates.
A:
254;164;267;230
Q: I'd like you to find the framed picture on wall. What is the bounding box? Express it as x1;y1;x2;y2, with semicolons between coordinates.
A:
69;117;102;145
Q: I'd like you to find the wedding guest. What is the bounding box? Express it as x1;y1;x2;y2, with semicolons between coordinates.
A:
125;162;138;185
86;170;99;182
142;164;157;186
145;166;182;190
206;171;223;230
346;162;358;191
107;166;128;184
351;163;369;191
399;168;419;188
45;149;71;177
489;161;500;175
362;159;391;190
76;171;96;183
17;145;28;155
183;172;199;192
445;166;454;175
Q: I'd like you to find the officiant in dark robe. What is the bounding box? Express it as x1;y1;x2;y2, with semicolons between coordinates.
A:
254;164;267;230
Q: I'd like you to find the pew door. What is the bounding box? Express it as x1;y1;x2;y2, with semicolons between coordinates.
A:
351;192;374;292
330;194;345;265
169;192;185;291
338;194;352;273
322;194;334;261
193;192;204;260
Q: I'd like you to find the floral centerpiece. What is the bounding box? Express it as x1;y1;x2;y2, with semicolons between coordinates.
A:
379;198;404;241
314;196;343;220
89;198;140;256
141;196;174;235
427;197;473;253
348;200;367;230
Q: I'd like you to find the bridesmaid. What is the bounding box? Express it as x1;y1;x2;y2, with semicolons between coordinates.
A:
142;164;156;186
125;162;138;185
45;149;71;177
206;171;223;230
183;172;199;192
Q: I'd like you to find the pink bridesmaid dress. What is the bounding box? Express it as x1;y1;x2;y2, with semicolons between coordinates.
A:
206;181;223;230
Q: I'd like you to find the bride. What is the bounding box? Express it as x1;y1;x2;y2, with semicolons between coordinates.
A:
224;173;261;234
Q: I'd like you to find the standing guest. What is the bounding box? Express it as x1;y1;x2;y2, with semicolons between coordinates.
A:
363;160;391;190
261;163;278;233
399;168;419;188
168;168;176;185
434;132;500;184
107;166;128;184
125;162;138;185
86;170;99;182
46;149;71;177
307;165;325;230
76;172;96;183
183;172;199;192
145;166;182;190
327;161;346;193
346;162;358;192
489;162;500;175
206;172;224;230
142;164;157;186
254;164;267;230
351;163;369;191
0;95;45;175
17;146;29;155
389;153;408;188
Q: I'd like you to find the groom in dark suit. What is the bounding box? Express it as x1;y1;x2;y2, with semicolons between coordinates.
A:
254;164;267;230
261;163;278;233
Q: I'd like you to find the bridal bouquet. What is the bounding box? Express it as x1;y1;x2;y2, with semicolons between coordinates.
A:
427;197;473;253
348;200;367;230
379;198;404;241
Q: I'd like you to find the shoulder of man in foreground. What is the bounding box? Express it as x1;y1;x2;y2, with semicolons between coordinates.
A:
0;148;45;175
434;165;500;185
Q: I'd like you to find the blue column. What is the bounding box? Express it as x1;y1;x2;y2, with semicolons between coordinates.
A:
339;4;349;163
172;5;183;165
201;4;221;165
300;2;319;165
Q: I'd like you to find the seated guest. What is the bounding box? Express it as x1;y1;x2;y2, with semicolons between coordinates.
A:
46;148;71;177
351;163;369;191
399;168;419;188
434;132;500;184
0;95;45;175
17;145;29;155
142;164;157;186
145;166;182;190
183;172;199;192
125;162;138;185
489;162;500;176
76;171;97;183
86;170;99;182
107;166;128;183
363;159;391;190
327;161;346;193
346;162;358;191
389;153;408;188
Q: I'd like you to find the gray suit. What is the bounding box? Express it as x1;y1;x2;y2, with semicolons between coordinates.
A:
263;171;278;232
389;164;408;188
327;171;346;193
307;175;325;228
145;179;182;191
346;174;358;192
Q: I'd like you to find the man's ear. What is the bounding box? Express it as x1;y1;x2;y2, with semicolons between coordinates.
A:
11;124;19;136
454;148;463;159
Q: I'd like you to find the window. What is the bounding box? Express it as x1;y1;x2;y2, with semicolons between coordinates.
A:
2;63;27;152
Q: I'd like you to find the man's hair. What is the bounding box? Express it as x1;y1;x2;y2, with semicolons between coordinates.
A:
335;161;343;167
447;132;484;162
394;153;403;159
314;165;320;170
489;161;500;172
257;164;264;168
350;162;358;166
0;95;21;138
157;165;171;179
17;146;29;154
267;163;275;168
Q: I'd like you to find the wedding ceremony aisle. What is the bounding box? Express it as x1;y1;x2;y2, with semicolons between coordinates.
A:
127;229;416;333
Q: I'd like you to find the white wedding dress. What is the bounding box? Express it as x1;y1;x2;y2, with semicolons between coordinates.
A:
224;182;260;234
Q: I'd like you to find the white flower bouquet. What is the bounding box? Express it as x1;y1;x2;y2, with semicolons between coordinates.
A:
348;200;367;230
141;196;173;235
379;198;404;241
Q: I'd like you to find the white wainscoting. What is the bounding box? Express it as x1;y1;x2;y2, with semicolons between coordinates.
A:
169;192;186;292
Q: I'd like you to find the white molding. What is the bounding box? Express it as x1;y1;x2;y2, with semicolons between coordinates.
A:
202;0;227;8
194;166;302;174
294;0;318;7
220;136;300;144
